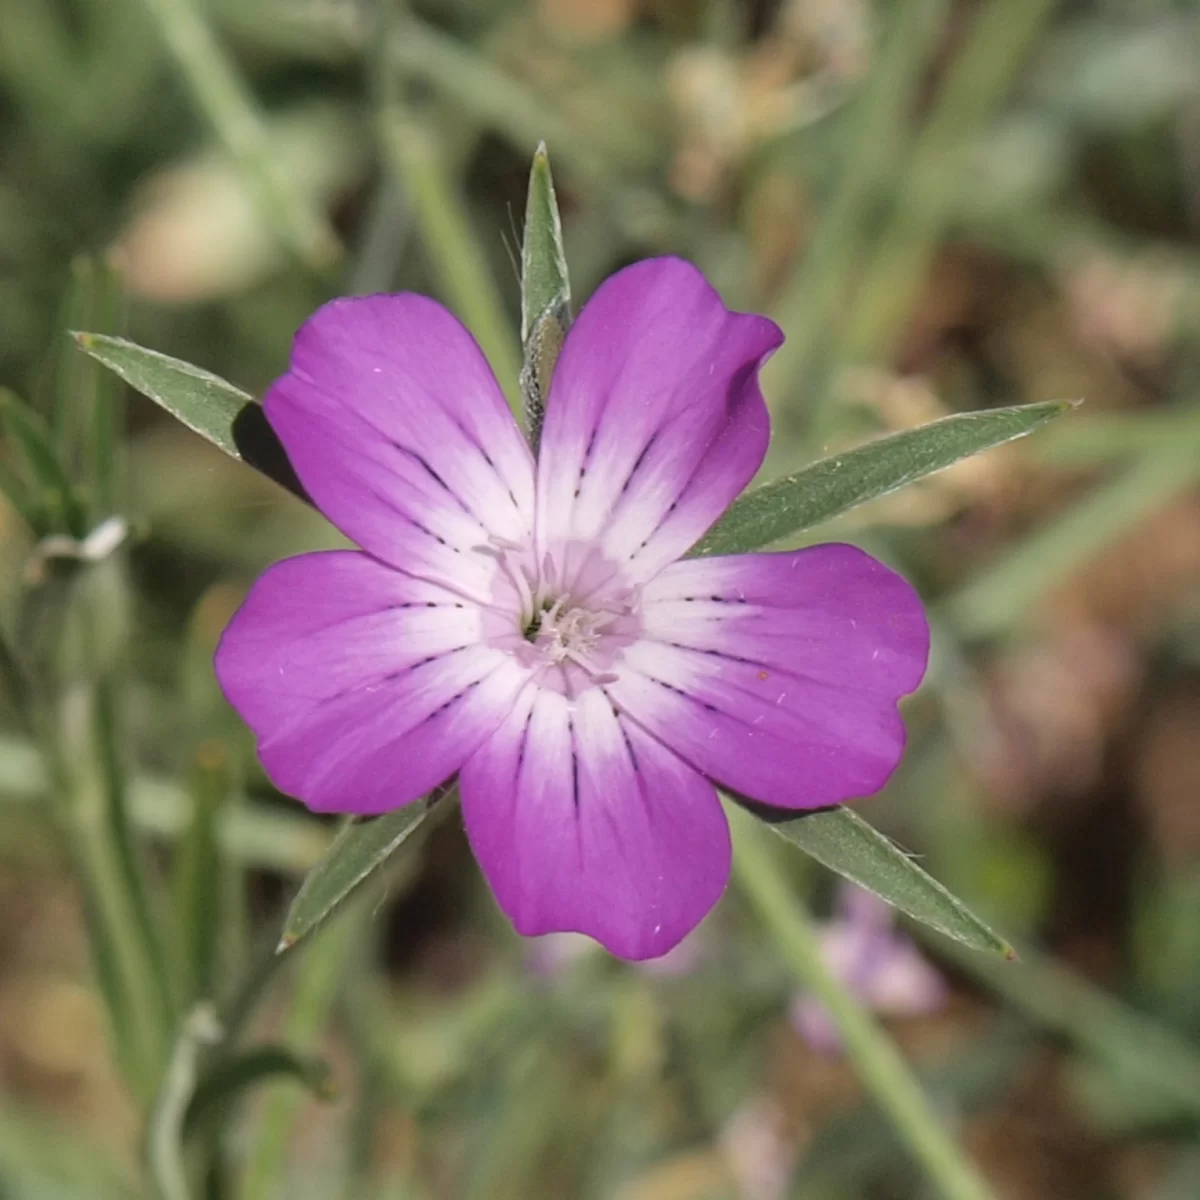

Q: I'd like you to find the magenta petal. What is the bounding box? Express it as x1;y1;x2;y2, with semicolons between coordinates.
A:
459;686;730;960
607;545;930;809
265;293;534;589
535;258;782;587
215;551;529;814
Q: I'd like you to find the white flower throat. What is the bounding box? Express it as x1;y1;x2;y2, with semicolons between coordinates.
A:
481;535;640;689
525;595;620;682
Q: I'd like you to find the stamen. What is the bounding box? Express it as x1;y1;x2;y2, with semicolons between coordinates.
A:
475;539;535;619
485;542;640;689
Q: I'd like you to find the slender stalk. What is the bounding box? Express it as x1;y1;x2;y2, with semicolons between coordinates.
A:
764;0;948;418
137;0;340;274
944;438;1200;637
147;1005;223;1200
835;0;1057;368
373;0;521;410
13;558;170;1098
0;625;34;735
727;802;996;1200
240;915;358;1200
69;742;169;1097
0;731;331;874
934;933;1200;1124
344;177;412;297
80;568;177;1035
375;116;520;409
216;927;296;1048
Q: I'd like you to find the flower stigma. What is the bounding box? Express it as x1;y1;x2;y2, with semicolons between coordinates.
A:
479;535;634;688
524;595;620;681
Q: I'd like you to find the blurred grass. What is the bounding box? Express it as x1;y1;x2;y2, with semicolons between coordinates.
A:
5;0;1200;1197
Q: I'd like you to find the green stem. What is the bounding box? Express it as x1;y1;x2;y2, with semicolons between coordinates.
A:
374;114;521;412
0;625;35;735
240;917;358;1200
70;748;170;1097
137;0;340;274
764;0;948;423
373;0;521;410
943;438;1200;638
727;802;996;1200
0;731;331;875
217;929;295;1048
95;671;175;1018
79;571;176;1037
935;934;1200;1124
147;1005;223;1200
835;0;1057;368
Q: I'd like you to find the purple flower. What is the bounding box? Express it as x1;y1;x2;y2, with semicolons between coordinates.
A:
791;886;947;1054
215;258;929;960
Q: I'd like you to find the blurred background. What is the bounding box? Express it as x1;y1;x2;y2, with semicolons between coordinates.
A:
4;0;1200;1196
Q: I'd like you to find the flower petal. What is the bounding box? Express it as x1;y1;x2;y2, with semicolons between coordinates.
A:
459;685;730;960
215;551;529;814
606;545;929;809
265;294;534;597
535;258;782;588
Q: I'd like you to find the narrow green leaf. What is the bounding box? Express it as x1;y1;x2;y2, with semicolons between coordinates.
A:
0;388;86;536
937;935;1200;1124
184;1045;333;1139
757;803;1015;958
1033;410;1200;465
82;263;126;513
278;791;446;952
71;333;308;503
54;258;126;519
945;438;1200;637
0;731;332;874
693;400;1075;558
147;1004;223;1200
520;144;571;345
138;0;341;273
242;914;358;1200
0;447;40;535
376;114;521;413
171;745;230;1006
519;143;571;451
728;803;999;1199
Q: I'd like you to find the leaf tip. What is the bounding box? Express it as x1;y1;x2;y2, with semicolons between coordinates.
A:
1002;943;1020;962
1054;397;1085;413
275;933;297;955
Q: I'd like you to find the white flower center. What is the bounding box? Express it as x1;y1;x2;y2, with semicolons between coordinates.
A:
479;535;640;691
525;595;621;682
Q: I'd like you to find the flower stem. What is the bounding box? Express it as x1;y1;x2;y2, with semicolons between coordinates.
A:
726;802;997;1200
374;114;521;413
371;0;521;412
137;0;340;274
240;913;358;1200
147;1004;223;1200
0;624;34;735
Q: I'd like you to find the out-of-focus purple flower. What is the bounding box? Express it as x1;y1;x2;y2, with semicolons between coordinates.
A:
214;258;930;961
791;886;947;1054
